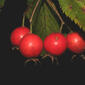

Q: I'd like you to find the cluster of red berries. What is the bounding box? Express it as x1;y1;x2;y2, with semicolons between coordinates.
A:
10;27;85;58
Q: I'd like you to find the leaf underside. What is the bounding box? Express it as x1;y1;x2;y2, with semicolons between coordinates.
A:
58;0;85;31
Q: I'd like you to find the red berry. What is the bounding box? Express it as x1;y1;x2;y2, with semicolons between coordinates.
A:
19;34;43;58
66;32;85;53
44;33;67;55
84;41;85;49
10;27;30;46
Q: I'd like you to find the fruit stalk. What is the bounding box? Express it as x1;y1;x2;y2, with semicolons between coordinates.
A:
46;0;64;32
29;0;40;23
22;14;25;27
29;0;40;33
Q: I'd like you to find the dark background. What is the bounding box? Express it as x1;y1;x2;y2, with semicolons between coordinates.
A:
1;0;85;81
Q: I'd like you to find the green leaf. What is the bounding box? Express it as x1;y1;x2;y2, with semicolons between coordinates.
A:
0;0;5;8
58;0;85;31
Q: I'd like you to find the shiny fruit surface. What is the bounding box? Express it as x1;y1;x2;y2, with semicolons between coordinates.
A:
20;34;43;58
44;33;67;55
10;27;30;46
67;32;85;53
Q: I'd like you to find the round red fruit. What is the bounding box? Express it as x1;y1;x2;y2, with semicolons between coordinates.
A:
10;27;30;46
19;34;43;58
66;32;85;53
44;33;67;55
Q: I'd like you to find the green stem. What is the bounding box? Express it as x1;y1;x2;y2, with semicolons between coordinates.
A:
30;22;32;33
22;14;25;27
